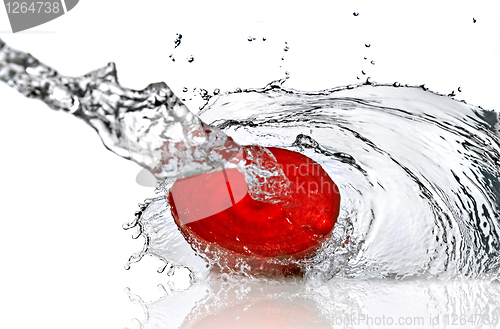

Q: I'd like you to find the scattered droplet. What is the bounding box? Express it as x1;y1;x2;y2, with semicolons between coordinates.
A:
473;17;477;23
393;82;401;87
284;45;289;52
353;12;359;16
199;89;210;100
458;87;462;92
262;37;267;41
356;76;360;80
187;55;194;63
371;61;375;65
361;70;366;75
174;34;182;49
365;43;371;48
248;36;253;42
364;57;367;60
182;87;188;92
169;54;175;62
213;88;220;95
281;56;285;60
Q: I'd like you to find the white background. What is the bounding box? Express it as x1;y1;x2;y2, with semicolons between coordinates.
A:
1;1;499;328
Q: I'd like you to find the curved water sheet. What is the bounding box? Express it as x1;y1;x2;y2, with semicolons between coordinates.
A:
125;277;500;329
126;83;500;280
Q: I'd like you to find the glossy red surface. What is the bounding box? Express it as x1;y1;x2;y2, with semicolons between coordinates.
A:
169;147;340;266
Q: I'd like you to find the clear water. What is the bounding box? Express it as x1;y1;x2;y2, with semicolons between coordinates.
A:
1;37;499;282
126;83;500;281
3;36;500;329
0;38;290;204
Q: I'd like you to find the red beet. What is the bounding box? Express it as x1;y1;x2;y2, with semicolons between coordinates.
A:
168;147;340;275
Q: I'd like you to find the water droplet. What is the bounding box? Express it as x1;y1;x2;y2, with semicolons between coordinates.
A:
361;70;366;75
353;12;359;16
364;57;367;60
281;56;285;60
182;87;188;92
248;36;253;42
458;87;462;92
157;263;169;273
174;33;182;49
371;60;375;65
473;17;477;23
365;43;371;48
187;55;194;63
284;45;289;52
199;89;210;100
169;54;175;62
262;37;267;41
393;82;401;87
356;76;360;80
213;88;220;95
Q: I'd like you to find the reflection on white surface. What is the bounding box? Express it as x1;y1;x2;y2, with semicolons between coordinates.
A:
126;277;500;329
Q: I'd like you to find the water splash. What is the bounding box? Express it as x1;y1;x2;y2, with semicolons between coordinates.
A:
126;82;500;280
200;83;500;279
